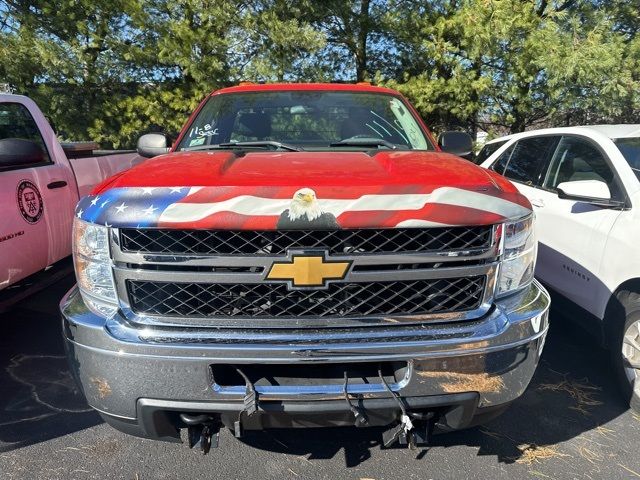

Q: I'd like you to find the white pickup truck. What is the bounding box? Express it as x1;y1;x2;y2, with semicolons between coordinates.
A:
477;125;640;410
0;94;140;301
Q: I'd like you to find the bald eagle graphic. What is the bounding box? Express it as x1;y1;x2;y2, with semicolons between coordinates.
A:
276;188;340;229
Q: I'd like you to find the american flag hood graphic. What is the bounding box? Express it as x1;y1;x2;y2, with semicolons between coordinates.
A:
76;150;532;229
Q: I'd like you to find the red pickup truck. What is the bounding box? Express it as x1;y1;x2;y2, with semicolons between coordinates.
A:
61;83;549;452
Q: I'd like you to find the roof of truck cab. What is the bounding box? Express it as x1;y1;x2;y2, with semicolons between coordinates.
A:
485;124;640;145
211;83;401;96
0;93;30;102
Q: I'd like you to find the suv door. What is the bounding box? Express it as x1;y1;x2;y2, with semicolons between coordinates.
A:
0;101;77;289
531;135;624;316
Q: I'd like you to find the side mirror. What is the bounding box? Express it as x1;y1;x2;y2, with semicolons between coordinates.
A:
137;133;170;158
438;131;474;159
557;180;623;207
0;138;45;168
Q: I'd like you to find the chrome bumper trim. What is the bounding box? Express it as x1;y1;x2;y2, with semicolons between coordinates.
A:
62;281;549;420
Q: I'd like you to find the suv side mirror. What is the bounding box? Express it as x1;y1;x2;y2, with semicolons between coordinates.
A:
557;180;623;207
137;133;170;158
438;131;474;159
0;138;45;168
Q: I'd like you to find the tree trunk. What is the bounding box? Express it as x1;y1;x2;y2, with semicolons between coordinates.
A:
509;83;532;133
510;115;527;133
355;0;370;81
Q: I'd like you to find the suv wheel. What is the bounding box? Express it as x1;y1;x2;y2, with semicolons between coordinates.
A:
611;290;640;412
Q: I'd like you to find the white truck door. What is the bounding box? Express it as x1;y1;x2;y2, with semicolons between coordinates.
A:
531;135;623;316
0;99;77;289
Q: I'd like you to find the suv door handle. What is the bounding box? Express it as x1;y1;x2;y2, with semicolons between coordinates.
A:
47;180;68;189
530;198;545;208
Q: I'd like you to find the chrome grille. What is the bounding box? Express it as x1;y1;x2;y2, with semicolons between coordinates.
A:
112;225;499;327
126;277;486;319
119;226;492;256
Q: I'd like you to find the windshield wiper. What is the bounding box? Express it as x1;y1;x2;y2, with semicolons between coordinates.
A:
329;138;400;150
182;141;303;152
222;141;304;152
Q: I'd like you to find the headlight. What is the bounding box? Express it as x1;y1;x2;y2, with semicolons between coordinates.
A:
72;218;118;317
496;215;537;297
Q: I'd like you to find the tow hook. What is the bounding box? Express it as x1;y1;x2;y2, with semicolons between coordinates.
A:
382;412;436;449
377;365;436;449
180;414;221;455
233;366;259;439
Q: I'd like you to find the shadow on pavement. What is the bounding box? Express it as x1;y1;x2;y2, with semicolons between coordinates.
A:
0;277;102;453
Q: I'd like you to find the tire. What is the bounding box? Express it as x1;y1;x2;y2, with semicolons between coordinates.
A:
610;289;640;412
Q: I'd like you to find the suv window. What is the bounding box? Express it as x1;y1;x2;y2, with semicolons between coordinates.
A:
501;136;558;185
0;103;51;166
543;136;615;191
614;137;640;181
490;144;514;175
475;139;507;164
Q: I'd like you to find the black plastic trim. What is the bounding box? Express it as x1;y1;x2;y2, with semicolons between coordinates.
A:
111;393;481;442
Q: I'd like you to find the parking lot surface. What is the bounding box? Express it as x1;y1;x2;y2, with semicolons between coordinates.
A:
1;277;639;480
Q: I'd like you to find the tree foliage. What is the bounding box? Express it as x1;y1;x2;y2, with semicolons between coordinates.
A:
0;0;638;146
383;0;639;133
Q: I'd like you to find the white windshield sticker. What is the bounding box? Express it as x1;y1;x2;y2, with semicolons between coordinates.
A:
194;124;219;137
389;98;428;149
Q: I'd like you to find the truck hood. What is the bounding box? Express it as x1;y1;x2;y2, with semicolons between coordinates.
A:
78;150;531;229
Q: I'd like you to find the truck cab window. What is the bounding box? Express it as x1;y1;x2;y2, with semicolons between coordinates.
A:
543;136;615;192
0;103;51;167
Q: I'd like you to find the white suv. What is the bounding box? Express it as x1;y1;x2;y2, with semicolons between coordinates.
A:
478;125;640;410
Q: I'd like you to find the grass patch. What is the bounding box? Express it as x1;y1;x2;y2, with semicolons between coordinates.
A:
515;444;571;465
537;374;602;415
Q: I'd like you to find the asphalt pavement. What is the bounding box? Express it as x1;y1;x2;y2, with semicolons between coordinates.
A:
1;276;639;480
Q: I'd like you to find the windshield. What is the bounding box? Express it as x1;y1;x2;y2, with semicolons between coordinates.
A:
177;91;434;151
614;137;640;181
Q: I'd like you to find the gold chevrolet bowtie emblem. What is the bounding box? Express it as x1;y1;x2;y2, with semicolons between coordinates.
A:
266;255;351;288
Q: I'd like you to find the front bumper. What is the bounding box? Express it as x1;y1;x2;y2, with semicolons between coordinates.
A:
61;280;549;441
